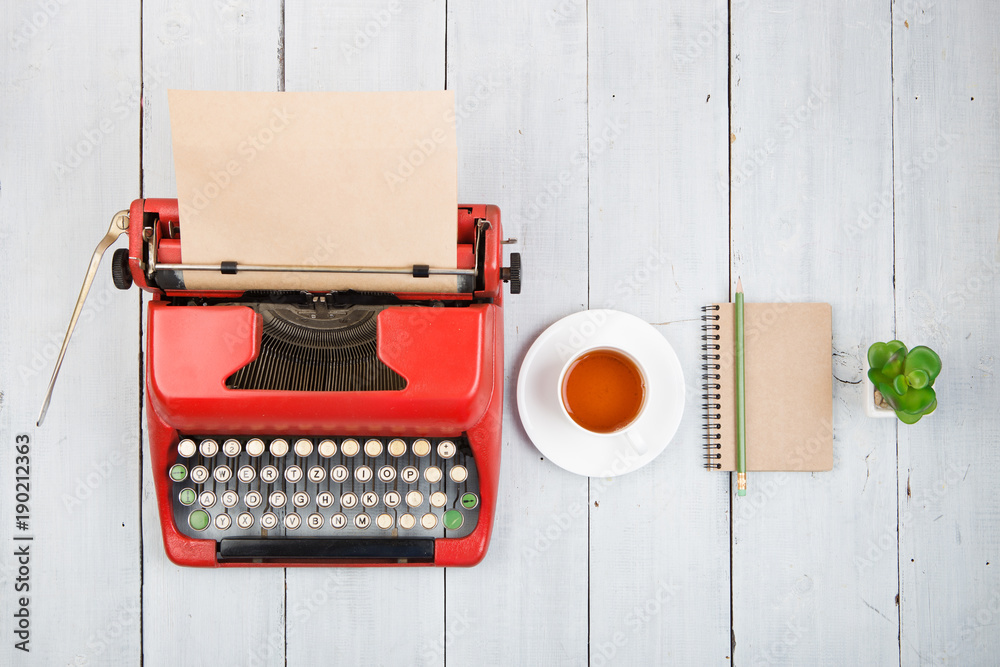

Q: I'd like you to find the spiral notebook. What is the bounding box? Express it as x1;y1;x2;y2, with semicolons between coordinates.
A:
701;302;833;471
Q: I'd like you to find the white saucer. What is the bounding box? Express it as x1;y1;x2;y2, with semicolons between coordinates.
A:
516;310;685;477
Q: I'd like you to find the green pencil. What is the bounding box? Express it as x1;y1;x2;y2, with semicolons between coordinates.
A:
735;279;747;496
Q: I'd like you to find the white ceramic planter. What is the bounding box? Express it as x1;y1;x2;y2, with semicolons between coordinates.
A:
864;377;897;419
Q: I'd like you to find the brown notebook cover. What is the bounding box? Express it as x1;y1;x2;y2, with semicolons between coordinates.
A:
704;302;833;471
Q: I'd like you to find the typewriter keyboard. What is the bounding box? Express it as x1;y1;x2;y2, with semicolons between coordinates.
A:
170;436;480;543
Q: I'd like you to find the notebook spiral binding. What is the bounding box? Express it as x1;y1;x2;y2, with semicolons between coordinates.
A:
701;305;723;469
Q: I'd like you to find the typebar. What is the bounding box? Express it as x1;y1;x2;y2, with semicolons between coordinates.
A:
218;538;435;561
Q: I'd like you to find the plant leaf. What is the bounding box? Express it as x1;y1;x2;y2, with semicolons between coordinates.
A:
906;369;929;389
887;340;908;356
868;368;891;386
896;410;923;424
896;386;936;415
868;342;891;369
877;382;902;410
882;350;906;378
924;397;937;415
904;346;942;384
893;374;909;394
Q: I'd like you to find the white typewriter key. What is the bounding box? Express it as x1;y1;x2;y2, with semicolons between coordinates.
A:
384;490;401;507
449;465;469;483
308;466;326;483
317;492;335;508
292;491;310;508
213;465;232;483
260;465;279;483
284;513;301;530
244;490;263;508
331;513;348;529
364;438;383;458
269;438;289;457
406;490;423;508
388;438;407;457
331;465;349;483
199;439;219;458
237;512;254;529
424;466;443;484
378;466;396;483
318;439;337;458
215;513;232;530
430;491;448;508
190;466;210;484
376;513;393;529
260;512;278;529
412;439;431;457
221;490;240;508
307;513;324;529
294;438;313;457
437;440;457;459
354;513;371;529
223;439;242;457
399;513;416;530
355;466;373;483
340;492;358;509
401;466;420;484
269;491;287;508
362;491;379;508
199;491;217;508
177;439;197;458
284;465;303;483
421;513;438;529
238;465;256;483
246;438;265;457
340;438;360;457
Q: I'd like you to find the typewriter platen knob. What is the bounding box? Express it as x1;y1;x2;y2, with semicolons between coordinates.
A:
502;252;522;294
111;248;133;290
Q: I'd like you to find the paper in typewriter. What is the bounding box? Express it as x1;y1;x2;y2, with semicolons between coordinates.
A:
169;90;458;292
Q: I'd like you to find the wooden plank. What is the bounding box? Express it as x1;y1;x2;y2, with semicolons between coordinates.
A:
443;2;590;664
587;1;732;664
282;2;447;665
139;3;285;666
729;2;898;664
892;3;1000;665
0;2;141;664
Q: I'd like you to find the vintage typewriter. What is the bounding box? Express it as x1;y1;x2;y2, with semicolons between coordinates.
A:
39;198;520;567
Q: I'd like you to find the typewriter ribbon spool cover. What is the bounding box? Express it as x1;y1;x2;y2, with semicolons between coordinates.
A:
169;89;459;293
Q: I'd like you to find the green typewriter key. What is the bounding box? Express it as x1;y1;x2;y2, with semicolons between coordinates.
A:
461;493;479;510
169;464;188;482
443;510;464;531
178;488;197;506
188;509;210;531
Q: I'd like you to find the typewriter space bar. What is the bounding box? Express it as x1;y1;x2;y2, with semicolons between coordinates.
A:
218;538;435;561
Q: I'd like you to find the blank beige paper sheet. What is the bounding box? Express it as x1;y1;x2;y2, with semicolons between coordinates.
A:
169;90;458;292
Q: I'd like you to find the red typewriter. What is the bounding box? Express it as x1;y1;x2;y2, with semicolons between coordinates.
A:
39;199;521;567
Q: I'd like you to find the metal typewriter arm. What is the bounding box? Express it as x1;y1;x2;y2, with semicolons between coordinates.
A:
37;210;130;426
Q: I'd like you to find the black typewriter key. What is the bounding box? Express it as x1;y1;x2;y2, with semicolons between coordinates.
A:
429;492;447;508
401;466;419;484
214;465;232;483
308;466;326;483
424;466;443;484
421;513;438;530
169;464;188;482
190;466;210;484
399;513;416;530
384;490;401;507
244;491;263;508
215;514;232;530
412;439;431;457
340;438;360;457
260;512;278;529
376;513;393;530
361;491;379;508
341;493;358;509
199;491;217;508
437;440;457;459
331;513;348;529
222;439;242;457
388;438;407;457
221;490;239;508
269;438;289;458
364;438;383;457
285;465;303;483
238;465;256;483
260;465;279;483
268;491;286;508
199;439;219;458
246;438;265;457
294;438;313;457
355;466;372;483
450;465;468;483
307;513;324;529
354;513;371;529
292;491;310;508
237;512;254;529
178;488;196;506
177;439;197;458
378;465;396;482
284;513;302;530
318;439;337;458
317;492;335;508
331;465;349;483
406;490;423;508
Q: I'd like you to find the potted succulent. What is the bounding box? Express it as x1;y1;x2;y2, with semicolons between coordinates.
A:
865;340;942;423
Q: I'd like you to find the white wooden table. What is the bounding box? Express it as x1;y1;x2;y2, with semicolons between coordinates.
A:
2;1;998;665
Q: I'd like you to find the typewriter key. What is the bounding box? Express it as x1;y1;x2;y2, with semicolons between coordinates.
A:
412;439;431;457
406;491;423;508
318;439;337;458
169;464;187;482
238;465;256;483
307;513;324;529
364;438;383;457
246;438;265;457
401;466;419;484
268;491;287;508
388;438;407;457
449;465;469;483
430;492;448;508
316;492;335;508
222;439;242;457
421;513;438;529
260;465;279;483
244;490;263;508
215;513;232;530
214;465;232;483
237;512;254;529
260;512;278;529
269;439;289;457
424;466;443;484
199;491;217;508
443;510;464;531
437;440;457;459
376;513;393;529
378;466;396;483
362;491;379;507
383;490;401;507
355;466;373;483
188;510;210;532
294;438;313;457
292;491;310;507
308;466;326;483
341;438;360;457
177;439;197;458
190;466;210;484
284;513;301;529
331;513;348;529
340;492;358;509
178;488;196;506
354;513;371;529
199;439;219;457
331;466;349;483
221;490;239;508
284;465;303;483
399;513;416;529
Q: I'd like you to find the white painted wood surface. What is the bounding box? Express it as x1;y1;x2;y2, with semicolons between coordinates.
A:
0;1;997;665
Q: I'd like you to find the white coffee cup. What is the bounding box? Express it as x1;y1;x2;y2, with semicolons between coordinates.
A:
556;345;648;454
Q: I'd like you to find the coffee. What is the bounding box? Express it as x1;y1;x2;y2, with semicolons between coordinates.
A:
560;349;646;434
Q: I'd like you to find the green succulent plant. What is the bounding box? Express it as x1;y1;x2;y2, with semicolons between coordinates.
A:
867;341;942;424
